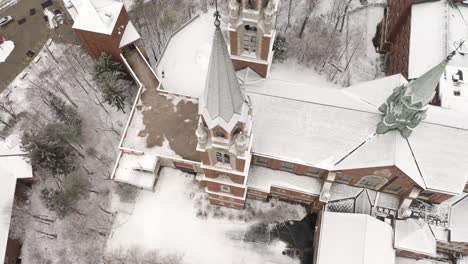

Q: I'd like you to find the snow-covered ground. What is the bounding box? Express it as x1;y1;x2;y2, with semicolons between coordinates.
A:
0;40;15;63
107;167;306;264
0;39;133;263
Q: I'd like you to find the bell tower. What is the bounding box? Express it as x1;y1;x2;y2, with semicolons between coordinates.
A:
196;10;253;209
228;0;279;78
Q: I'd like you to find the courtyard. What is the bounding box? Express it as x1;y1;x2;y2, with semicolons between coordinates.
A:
106;167;310;264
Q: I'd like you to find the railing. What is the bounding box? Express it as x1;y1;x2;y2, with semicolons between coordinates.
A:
409;199;450;228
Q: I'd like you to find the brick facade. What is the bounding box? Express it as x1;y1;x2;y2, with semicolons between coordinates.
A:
230;31;238;56
204;168;245;185
4;238;21;264
74;7;129;61
260;36;271;61
378;0;414;78
252;155;325;179
232;58;269;78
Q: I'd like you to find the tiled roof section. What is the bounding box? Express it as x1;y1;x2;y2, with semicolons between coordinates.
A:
203;26;245;123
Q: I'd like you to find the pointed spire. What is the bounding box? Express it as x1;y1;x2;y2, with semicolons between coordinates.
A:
201;7;246;127
376;49;458;138
404;58;449;105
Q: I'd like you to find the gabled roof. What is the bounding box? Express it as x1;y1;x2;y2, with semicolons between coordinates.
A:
201;25;246;128
71;0;123;35
394;218;437;257
334;131;426;189
316;212;395;264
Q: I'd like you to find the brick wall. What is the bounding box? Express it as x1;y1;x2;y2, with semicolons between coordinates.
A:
232;58;268;77
247;188;269;201
252;155;326;179
270;186;318;205
230;31;238;55
260;36;271;61
335;166;418;198
209;194;245;209
204;168;245;185
381;0;413;78
74;7;129;61
5;238;21;264
206;181;246;198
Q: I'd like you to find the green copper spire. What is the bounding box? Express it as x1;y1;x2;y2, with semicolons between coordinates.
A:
376;51;456;138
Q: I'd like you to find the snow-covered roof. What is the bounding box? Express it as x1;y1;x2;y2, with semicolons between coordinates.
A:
113;153;159;189
71;0;124;35
0;134;33;180
0;40;15;63
409;1;468;79
150;10;468;196
334;131;425;189
248;91;380;170
316;212;395;264
156;13;215;98
408;122;468;195
0;135;33;263
448;194;468;243
396;257;448;264
119;21;141;48
394;218;437;257
247;166;323;194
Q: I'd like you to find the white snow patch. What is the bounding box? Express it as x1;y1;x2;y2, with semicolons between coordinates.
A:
107;167;304;264
0;40;15;63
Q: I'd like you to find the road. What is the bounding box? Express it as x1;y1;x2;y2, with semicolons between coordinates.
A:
0;0;76;92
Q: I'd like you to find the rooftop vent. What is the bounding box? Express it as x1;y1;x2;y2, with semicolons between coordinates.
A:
452;69;464;86
105;12;112;18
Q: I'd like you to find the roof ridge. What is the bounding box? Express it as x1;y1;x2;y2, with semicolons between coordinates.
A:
404;137;427;189
246;90;379;115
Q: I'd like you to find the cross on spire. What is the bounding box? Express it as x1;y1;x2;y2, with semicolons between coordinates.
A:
214;0;221;27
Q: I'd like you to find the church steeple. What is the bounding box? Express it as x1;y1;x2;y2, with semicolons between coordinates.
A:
376;51;455;138
197;7;252;166
195;8;253;209
200;15;248;127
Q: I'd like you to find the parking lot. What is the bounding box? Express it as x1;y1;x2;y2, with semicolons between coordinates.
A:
0;0;76;92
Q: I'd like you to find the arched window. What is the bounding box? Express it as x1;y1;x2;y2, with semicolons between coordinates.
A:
216;152;231;164
247;0;256;10
243;25;257;55
356;175;388;190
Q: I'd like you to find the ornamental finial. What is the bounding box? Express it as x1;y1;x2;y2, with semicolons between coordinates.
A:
214;0;221;27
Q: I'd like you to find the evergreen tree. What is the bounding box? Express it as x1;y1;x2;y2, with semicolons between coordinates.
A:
21;123;78;176
94;53;129;112
41;174;90;218
96;71;127;113
273;34;288;62
47;92;82;138
95;53;126;77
